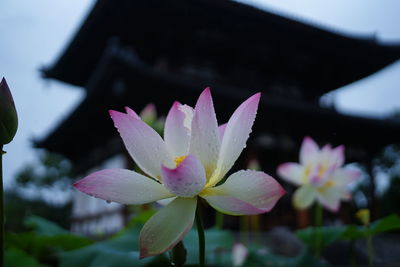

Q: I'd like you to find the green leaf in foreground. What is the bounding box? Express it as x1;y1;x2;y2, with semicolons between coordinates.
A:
5;248;44;267
296;226;347;250
6;216;93;265
24;216;68;236
369;214;400;235
243;247;329;267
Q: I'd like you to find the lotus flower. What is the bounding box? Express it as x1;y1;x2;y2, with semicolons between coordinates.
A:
277;136;361;212
74;88;285;258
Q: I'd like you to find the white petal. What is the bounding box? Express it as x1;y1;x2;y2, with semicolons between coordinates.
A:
156;197;176;206
332;167;361;186
316;187;342;212
164;102;192;157
218;123;227;141
209;93;260;186
277;163;305;186
300;136;319;166
73;169;173;204
140;197;197;258
201;170;285;215
293;185;316;210
109;110;174;179
189;88;221;178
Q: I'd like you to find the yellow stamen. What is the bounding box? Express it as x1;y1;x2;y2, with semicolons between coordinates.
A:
318;165;327;178
324;180;335;188
302;166;311;183
174;155;186;167
317;180;335;193
356;209;370;226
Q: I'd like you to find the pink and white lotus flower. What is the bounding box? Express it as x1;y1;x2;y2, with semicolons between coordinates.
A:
74;88;285;258
277;136;361;212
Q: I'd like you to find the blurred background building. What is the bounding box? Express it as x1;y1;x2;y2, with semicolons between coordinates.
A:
33;0;400;235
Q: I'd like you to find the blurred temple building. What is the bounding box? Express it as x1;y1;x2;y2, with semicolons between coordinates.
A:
38;0;400;235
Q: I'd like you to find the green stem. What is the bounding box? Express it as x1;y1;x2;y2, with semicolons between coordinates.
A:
1;145;3;265
366;229;373;267
196;199;205;267
314;203;323;258
215;211;224;230
350;240;356;267
240;216;249;245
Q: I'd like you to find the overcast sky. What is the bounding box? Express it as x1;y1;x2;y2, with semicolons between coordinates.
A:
1;0;399;188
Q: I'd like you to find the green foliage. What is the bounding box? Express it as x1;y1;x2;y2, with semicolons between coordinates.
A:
242;248;328;267
296;226;347;250
342;214;400;240
15;151;72;190
58;224;235;267
183;228;235;265
24;216;68;236
5;248;44;267
6;216;92;266
58;225;170;267
5;191;71;232
370;213;400;234
6;213;400;266
296;214;400;249
125;208;156;228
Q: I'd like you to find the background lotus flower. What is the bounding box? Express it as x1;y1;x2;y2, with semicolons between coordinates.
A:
277;136;361;212
74;88;285;258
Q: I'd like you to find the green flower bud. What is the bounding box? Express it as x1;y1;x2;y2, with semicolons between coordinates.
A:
0;78;18;144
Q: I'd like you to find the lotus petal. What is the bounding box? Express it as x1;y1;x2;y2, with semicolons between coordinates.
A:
209;93;260;186
161;155;206;197
189;88;221;178
73;168;173;204
201;170;285;215
109;110;174;180
140;197;197;258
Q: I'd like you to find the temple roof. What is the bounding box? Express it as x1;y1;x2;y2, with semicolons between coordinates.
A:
42;0;400;102
37;44;400;173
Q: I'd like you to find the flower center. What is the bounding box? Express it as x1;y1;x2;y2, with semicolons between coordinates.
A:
174;155;187;167
317;165;328;178
317;180;335;193
324;180;335;188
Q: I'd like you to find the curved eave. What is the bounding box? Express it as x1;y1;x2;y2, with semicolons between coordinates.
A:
36;50;400;172
41;0;400;95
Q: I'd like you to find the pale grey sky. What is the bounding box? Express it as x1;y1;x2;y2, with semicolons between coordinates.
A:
0;0;93;187
1;0;399;188
243;0;400;117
